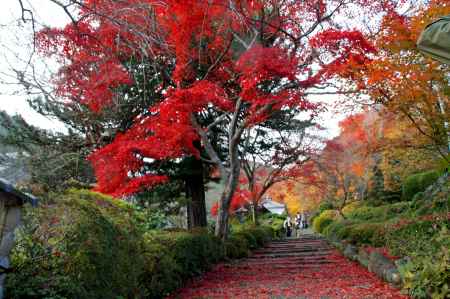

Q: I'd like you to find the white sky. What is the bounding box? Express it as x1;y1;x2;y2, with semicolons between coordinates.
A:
0;0;69;131
0;0;344;137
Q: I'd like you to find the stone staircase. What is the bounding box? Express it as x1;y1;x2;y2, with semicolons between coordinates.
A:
245;233;337;269
173;231;408;298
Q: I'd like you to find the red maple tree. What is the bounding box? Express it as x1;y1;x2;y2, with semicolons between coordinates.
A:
37;0;391;239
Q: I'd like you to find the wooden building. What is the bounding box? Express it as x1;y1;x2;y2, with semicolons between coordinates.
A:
0;178;37;299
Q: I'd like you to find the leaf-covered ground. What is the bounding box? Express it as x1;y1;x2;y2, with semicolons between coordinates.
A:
171;233;408;299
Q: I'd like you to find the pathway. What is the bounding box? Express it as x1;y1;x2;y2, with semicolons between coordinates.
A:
172;232;408;299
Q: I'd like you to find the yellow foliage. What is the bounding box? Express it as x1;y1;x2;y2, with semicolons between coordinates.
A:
268;182;321;215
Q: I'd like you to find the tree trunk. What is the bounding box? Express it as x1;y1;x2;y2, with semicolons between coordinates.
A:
215;149;241;240
215;198;230;240
185;157;207;229
251;200;258;225
252;204;258;225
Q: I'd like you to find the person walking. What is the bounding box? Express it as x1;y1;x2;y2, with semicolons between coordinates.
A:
301;212;308;229
294;212;302;237
283;215;293;238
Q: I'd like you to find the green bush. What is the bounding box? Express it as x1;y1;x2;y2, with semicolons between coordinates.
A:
322;179;449;298
310;201;335;224
234;230;258;249
246;226;273;246
347;206;385;221
140;230;224;297
224;235;249;259
6;189;274;299
139;235;182;298
402;170;440;201
341;201;363;217
313;210;338;233
270;218;285;238
323;220;353;240
347;202;410;222
346;222;387;246
6;189;145;299
325;220;386;246
394;226;450;298
224;225;273;258
379;190;402;203
386;220;443;257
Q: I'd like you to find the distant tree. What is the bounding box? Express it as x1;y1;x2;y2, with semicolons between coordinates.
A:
0;110;93;193
359;1;450;159
239;115;319;223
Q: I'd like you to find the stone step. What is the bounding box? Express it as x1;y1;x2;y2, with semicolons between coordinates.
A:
259;243;329;246
241;260;338;266
269;241;326;246
271;238;324;242
249;252;332;259
261;248;331;252
256;246;333;252
265;244;329;249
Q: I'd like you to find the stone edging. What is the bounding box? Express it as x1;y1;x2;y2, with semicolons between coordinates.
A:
328;238;403;287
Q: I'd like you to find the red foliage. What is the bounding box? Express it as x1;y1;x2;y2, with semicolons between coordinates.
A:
37;0;390;196
211;187;250;216
170;247;408;298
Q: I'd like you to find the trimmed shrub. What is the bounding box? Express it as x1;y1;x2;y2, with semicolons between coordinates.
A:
325;220;387;247
313;210;338;233
139;235;182;298
390;224;450;298
341;201;363;217
347;206;385;221
347;202;410;222
402;170;440;201
310;201;335;224
235;231;258;249
323;179;449;298
6;189;274;299
270;218;285;238
386;220;443;257
379;190;402;203
6;189;146;299
224;235;249;259
346;222;387;246
224;225;273;259
247;226;273;246
323;220;354;240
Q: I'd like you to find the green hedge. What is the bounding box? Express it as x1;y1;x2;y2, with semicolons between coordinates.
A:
323;220;353;240
346;202;410;222
140;230;225;298
402;170;440;201
323;220;386;247
6;189;146;299
270;218;285;238
6;189;274;299
322;191;450;299
388;222;450;298
312;210;338;233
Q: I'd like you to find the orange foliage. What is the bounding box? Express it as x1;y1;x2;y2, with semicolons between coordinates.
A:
268;180;321;214
359;1;450;154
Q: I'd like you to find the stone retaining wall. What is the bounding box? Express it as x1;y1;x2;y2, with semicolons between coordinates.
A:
329;237;403;287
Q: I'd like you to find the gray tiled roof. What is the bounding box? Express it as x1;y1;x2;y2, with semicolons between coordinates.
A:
0;178;38;206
